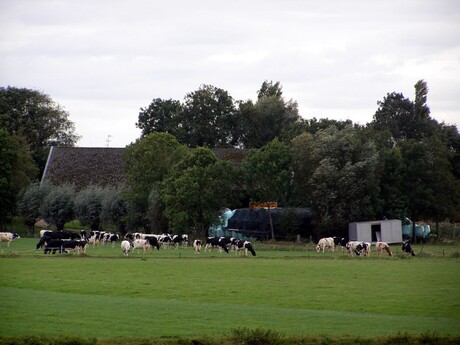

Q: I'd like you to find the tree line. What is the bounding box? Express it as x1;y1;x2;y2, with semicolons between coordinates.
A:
2;81;459;239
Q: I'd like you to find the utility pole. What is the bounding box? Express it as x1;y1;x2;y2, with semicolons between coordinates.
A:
106;135;112;147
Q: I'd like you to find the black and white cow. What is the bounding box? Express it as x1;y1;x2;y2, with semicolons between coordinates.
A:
172;234;189;248
159;234;173;249
402;240;415;256
144;235;161;250
0;232;20;247
333;236;347;251
40;238;87;254
346;241;370;256
36;231;81;249
193;239;202;254
205;237;229;253
231;238;256;256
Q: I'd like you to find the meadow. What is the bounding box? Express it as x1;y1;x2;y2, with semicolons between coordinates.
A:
0;238;459;343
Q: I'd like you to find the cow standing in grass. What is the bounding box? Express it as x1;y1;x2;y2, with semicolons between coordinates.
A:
402;241;415;256
0;232;20;247
375;242;392;256
316;237;335;252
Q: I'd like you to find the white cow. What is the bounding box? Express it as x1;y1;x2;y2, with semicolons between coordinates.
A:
121;240;131;256
316;237;335;252
132;239;151;253
0;232;20;247
375;241;392;256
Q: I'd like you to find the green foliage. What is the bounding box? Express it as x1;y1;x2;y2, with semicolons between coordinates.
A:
162;147;239;237
74;185;106;230
227;327;284;345
0;86;80;176
0;130;37;228
17;182;51;235
242;138;293;206
40;184;75;230
136;98;182;137
291;125;380;236
100;186;129;234
238;82;301;149
179;84;237;148
123;132;187;231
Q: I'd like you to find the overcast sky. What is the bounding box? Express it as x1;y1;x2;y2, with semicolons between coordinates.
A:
1;0;459;147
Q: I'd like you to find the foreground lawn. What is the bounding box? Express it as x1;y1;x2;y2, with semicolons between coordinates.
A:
0;239;459;339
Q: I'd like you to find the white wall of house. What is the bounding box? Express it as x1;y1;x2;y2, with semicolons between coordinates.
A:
348;219;402;243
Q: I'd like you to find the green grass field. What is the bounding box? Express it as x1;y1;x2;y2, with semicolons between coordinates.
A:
1;238;459;340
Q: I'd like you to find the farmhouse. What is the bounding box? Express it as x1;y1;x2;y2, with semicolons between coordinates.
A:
348;219;402;244
41;146;249;190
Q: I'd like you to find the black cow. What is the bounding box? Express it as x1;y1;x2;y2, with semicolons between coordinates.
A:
205;237;229;253
39;230;80;241
402;241;415;256
144;236;161;250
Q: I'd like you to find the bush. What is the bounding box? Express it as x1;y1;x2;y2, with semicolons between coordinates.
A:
40;184;75;230
226;327;284;345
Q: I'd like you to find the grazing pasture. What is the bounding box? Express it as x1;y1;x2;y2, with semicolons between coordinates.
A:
0;238;459;340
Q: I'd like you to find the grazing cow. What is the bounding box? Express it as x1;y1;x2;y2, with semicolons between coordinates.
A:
121;240;131;256
132;239;151;253
375;241;393;256
108;234;119;246
159;234;173;249
316;237;335;252
193;239;202;254
205;237;229;253
232;239;256;256
42;239;64;254
402;241;415;256
333;236;347;251
172;234;189;248
144;236;160;250
40;229;52;237
0;232;20;247
348;241;370;256
61;240;88;254
80;230;88;241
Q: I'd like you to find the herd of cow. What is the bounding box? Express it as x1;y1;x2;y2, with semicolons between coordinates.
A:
316;236;416;256
0;230;415;257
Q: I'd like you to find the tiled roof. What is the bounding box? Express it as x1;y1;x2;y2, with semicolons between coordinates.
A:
41;147;126;190
41;146;249;190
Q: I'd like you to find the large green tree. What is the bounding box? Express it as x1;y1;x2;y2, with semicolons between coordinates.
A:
40;184;75;230
0;86;80;177
17;181;51;236
123;132;187;231
237;81;301;148
162;147;239;238
241;138;293;239
74;185;106;230
291;125;380;237
0;130;37;229
178;85;237;148
136;98;182;137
